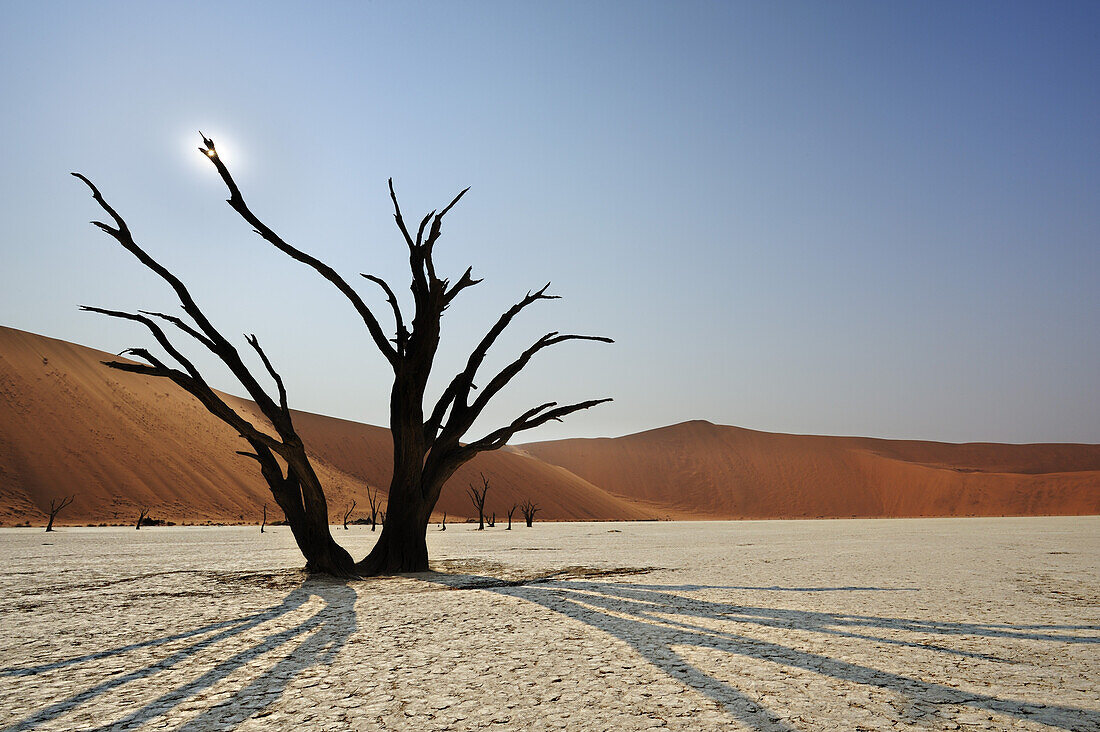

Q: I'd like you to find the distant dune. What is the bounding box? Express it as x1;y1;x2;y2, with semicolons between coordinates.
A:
1;325;1096;526
521;421;1100;519
0;326;650;525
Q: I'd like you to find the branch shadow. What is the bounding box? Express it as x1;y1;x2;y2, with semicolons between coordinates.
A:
436;574;1098;731
1;577;358;732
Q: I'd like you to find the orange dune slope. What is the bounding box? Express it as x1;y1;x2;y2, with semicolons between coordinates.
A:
0;326;651;525
521;421;1100;519
2;326;1096;526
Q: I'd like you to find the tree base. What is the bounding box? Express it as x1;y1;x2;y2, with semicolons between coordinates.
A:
355;519;430;575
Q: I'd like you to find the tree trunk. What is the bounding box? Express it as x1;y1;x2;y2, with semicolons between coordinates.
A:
46;515;55;532
356;500;430;574
269;466;357;577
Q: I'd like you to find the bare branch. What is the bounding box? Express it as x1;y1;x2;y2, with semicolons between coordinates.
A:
425;283;561;442
199;135;397;367
139;310;215;351
387;177;417;250
80;306;203;380
361;273;408;353
468;332;614;419
246;334;289;416
424;187;470;250
73;174;289;420
466;397;613;452
443;266;482;305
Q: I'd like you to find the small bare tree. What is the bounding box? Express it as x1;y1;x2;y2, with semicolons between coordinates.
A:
45;495;75;532
342;500;356;530
440;513;446;531
366;486;382;532
261;503;267;533
506;503;517;530
136;507;149;530
520;499;539;527
467;474;489;530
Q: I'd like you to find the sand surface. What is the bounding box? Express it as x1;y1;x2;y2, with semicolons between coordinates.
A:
1;517;1097;731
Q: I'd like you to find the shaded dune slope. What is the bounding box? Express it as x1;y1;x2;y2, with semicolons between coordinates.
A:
0;326;649;525
521;421;1100;518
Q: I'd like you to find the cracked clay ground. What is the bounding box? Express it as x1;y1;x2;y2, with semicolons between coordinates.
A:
1;517;1097;731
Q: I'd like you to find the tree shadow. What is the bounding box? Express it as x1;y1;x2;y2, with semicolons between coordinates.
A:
443;576;1097;731
1;577;358;732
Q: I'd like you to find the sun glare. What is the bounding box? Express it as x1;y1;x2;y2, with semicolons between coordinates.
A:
181;128;240;176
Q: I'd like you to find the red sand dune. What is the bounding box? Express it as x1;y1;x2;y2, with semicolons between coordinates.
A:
521;421;1100;519
1;325;1097;526
0;326;649;525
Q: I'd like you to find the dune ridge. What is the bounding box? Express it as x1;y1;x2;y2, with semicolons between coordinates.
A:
521;420;1100;519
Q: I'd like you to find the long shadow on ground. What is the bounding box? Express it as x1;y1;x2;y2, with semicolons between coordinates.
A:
433;573;1099;731
1;577;358;732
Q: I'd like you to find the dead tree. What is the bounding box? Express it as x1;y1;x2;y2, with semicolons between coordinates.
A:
506;503;517;530
366;486;382;532
342;500;356;530
261;503;267;533
520;499;539;527
45;495;75;532
467;474;489;530
440;513;446;531
74;173;355;576
136;507;149;530
198;134;612;572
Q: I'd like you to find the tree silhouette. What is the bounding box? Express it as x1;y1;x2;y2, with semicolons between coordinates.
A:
342;501;356;530
75;133;610;576
199;133;611;573
44;495;75;532
467;474;489;531
365;486;382;532
520;499;539;527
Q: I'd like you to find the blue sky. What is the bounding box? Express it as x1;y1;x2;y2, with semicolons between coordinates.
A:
1;1;1097;443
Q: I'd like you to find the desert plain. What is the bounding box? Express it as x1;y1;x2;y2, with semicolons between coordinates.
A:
2;517;1097;731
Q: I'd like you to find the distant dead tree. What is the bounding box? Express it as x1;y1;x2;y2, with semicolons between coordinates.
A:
261;503;267;533
45;495;75;532
506;503;517;530
76;133;611;576
440;513;446;531
366;486;382;532
136;507;149;530
488;512;496;528
342;500;356;530
467;474;489;530
520;499;539;527
378;510;386;527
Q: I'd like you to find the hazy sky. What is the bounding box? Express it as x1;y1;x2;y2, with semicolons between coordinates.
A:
2;1;1097;444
